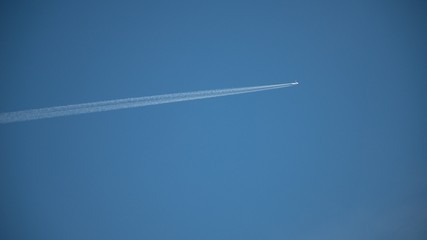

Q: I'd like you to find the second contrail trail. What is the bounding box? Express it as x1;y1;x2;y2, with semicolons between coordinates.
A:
0;82;298;124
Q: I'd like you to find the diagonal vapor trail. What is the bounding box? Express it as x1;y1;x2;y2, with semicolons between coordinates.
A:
0;82;298;124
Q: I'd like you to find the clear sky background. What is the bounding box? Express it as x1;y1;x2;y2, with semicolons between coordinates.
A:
1;0;426;239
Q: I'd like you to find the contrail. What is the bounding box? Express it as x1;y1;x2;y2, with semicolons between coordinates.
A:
0;82;298;124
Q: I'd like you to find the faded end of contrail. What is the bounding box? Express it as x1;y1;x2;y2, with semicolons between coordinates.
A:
0;82;299;124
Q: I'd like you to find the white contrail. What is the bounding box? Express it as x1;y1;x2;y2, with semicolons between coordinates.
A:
0;82;298;124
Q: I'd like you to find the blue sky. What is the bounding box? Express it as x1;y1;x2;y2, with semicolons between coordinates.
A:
1;1;426;239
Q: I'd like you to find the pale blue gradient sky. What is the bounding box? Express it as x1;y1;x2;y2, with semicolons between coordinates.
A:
1;1;426;239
